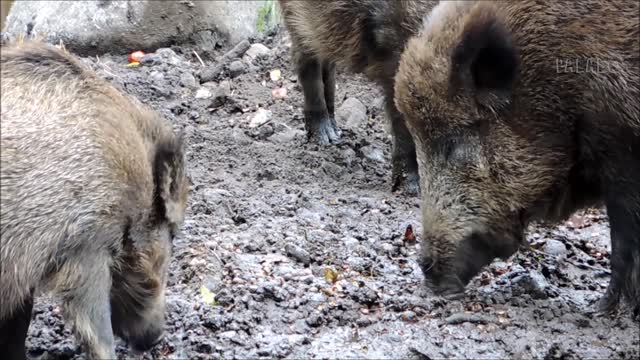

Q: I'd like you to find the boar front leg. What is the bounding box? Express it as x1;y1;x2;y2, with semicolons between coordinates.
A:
61;255;116;359
0;296;33;360
293;44;341;145
382;84;420;196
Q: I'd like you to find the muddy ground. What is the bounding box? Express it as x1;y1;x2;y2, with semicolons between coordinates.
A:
23;29;639;359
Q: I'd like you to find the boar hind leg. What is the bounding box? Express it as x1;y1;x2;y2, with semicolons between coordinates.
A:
0;296;33;360
293;45;340;144
383;86;419;196
596;121;640;316
61;256;116;359
600;197;640;316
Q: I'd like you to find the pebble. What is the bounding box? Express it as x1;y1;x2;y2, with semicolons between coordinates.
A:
360;145;385;163
338;97;367;129
513;270;550;299
210;81;232;108
245;43;271;60
543;239;568;257
228;60;246;78
195;87;213;99
249;108;273;128
285;243;311;265
149;70;165;82
180;73;198;89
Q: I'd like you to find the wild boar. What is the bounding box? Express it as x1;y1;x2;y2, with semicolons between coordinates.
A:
394;0;639;314
0;41;190;358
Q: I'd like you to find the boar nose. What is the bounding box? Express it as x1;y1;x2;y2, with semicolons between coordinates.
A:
131;329;164;353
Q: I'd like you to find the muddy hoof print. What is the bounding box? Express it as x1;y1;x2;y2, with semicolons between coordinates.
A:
307;119;342;145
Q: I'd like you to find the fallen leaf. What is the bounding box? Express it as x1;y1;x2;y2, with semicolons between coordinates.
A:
126;62;140;67
200;285;217;306
324;267;339;284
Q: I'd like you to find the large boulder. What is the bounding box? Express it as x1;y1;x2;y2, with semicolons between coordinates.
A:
2;0;279;55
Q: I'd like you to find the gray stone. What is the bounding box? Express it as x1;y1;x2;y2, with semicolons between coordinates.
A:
228;60;246;78
285;243;311;265
338;98;367;129
4;1;279;56
360;145;385;163
543;239;567;257
245;43;271;60
180;73;198;90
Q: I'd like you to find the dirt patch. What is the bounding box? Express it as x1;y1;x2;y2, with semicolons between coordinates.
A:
23;29;639;359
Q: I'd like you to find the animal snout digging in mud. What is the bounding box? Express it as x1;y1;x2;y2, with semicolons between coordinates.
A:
0;41;190;359
395;0;639;314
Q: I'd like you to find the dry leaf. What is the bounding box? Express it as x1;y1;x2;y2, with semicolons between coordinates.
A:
200;285;217;306
269;69;281;81
324;267;339;284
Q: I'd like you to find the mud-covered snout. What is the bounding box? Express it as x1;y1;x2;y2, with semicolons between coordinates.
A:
420;229;522;297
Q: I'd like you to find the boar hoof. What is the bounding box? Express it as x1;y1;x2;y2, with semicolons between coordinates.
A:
307;117;341;145
595;290;621;316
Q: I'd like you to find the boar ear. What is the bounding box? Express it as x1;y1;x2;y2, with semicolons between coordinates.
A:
153;131;187;226
450;5;518;112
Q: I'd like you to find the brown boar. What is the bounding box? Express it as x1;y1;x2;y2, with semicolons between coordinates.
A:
0;41;190;358
394;0;639;314
277;0;438;194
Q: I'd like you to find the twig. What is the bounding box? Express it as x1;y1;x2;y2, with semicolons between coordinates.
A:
192;50;206;67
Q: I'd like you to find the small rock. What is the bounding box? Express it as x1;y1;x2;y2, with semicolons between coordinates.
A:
249;108;273;128
308;292;326;303
285;243;311;265
543;239;567;257
228;60;246;78
338;98;367;129
513;271;550;299
149;70;165;82
210;81;232;108
195;87;212;99
180;73;198;89
156;48;181;65
245;43;271;60
198;64;225;83
401;311;417;322
360;145;385;163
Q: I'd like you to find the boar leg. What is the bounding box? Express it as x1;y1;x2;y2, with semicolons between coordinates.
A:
0;296;33;360
62;257;116;359
293;45;341;144
322;60;337;125
383;85;419;196
600;197;640;316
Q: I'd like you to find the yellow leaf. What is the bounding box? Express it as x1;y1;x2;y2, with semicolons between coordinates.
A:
269;69;281;82
126;62;140;67
200;285;217;306
324;267;339;284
